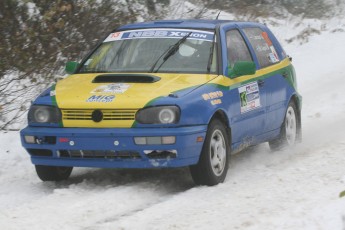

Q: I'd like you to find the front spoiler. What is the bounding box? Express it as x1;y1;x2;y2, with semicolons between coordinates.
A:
20;126;207;168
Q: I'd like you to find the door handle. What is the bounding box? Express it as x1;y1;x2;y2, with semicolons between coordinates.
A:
258;80;265;87
282;72;289;78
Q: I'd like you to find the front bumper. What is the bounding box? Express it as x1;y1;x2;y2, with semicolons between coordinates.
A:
20;126;207;168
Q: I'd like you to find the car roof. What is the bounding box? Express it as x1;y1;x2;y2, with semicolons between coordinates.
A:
117;19;262;31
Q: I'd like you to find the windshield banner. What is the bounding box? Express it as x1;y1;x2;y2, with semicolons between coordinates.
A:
104;29;214;43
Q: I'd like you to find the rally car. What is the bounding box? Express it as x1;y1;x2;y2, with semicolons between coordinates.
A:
20;19;301;186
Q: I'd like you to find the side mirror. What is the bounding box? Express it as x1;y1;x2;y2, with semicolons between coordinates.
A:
65;61;79;74
228;61;256;78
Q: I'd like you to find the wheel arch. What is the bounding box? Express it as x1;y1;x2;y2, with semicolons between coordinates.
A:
189;109;231;185
208;109;232;144
289;94;302;141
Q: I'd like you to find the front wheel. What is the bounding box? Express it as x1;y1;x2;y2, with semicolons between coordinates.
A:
269;101;299;150
35;165;73;181
190;119;230;186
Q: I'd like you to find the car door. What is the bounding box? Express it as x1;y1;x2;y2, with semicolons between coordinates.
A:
242;27;287;133
221;26;267;145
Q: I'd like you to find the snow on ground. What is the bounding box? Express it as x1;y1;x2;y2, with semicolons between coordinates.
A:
1;27;345;230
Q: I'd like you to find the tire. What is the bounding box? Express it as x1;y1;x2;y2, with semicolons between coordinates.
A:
190;119;230;186
269;101;299;151
35;165;73;181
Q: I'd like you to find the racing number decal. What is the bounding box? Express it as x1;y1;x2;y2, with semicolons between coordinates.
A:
238;81;261;113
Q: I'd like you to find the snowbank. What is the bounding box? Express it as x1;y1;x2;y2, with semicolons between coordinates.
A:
1;16;345;230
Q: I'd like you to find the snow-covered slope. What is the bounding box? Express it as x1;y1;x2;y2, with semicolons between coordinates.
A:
1;27;345;230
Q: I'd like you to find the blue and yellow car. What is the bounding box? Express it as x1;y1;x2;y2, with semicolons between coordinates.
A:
20;19;301;185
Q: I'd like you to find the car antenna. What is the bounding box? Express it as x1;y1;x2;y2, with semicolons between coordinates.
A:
215;11;221;20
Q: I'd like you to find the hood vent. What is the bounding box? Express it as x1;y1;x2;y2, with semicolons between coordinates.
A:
92;74;161;83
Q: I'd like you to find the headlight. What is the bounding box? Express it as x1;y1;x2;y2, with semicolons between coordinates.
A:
28;105;62;124
136;106;180;124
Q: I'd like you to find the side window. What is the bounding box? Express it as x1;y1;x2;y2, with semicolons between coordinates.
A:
243;27;280;68
226;29;252;68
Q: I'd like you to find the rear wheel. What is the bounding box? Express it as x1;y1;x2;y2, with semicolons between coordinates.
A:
269;101;298;150
35;165;73;181
190;119;230;186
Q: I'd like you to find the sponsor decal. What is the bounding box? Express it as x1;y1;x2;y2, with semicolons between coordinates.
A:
86;95;115;103
91;83;130;94
261;32;272;46
256;44;270;52
102;32;123;41
238;82;261;113
268;52;279;63
262;32;279;63
202;91;223;101
110;32;121;38
269;46;279;63
249;35;263;40
103;29;214;43
211;99;222;105
246;92;259;101
202;91;223;105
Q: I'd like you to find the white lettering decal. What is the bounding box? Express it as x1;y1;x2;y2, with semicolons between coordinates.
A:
142;31;155;37
128;31;142;38
169;32;180;37
155;31;168;37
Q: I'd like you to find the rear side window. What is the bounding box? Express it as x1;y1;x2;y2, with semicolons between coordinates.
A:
243;27;280;68
226;29;252;68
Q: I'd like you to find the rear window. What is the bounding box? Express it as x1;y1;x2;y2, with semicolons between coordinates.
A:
243;28;280;68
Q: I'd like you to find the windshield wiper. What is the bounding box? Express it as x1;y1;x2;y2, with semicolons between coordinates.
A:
149;32;192;73
207;32;216;73
80;68;110;73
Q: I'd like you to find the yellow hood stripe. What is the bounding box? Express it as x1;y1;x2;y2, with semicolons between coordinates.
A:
55;58;290;128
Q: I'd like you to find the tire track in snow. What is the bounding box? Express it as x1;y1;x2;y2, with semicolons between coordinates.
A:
88;75;345;229
90;140;345;230
2;28;345;230
0;160;195;230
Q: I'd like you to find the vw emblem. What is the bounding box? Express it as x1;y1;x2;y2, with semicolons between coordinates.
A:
92;110;103;122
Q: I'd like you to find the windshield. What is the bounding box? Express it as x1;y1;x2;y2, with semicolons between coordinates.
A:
79;29;217;74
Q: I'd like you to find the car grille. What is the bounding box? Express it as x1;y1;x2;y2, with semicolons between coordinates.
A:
61;109;137;121
58;150;141;159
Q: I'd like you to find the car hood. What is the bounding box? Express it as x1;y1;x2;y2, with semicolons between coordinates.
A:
55;73;219;109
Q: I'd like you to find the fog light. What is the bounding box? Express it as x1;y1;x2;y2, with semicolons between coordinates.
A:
24;135;35;144
162;136;175;144
134;137;146;145
147;137;161;145
134;136;176;145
